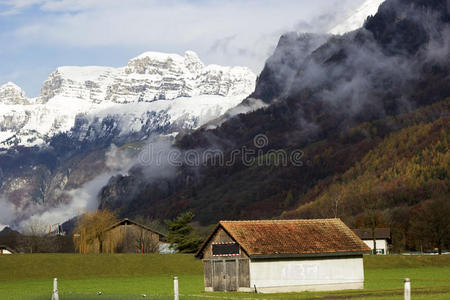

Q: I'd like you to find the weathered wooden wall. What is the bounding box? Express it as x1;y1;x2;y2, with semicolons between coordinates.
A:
87;224;160;254
201;227;250;291
202;227;248;259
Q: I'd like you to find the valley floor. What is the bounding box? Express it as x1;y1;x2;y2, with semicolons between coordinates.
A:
0;254;449;300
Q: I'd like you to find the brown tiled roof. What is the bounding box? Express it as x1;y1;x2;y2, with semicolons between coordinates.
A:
197;219;370;258
352;228;391;240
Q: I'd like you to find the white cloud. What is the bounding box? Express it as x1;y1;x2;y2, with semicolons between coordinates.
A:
14;139;176;229
1;0;383;97
20;172;113;229
5;0;366;73
0;0;46;15
0;196;16;227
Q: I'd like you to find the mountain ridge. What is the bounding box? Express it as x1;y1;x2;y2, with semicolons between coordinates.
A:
0;50;256;149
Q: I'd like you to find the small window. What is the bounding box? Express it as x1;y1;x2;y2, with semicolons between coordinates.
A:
212;243;240;256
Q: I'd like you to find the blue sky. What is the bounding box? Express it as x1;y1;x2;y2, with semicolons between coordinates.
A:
0;0;365;96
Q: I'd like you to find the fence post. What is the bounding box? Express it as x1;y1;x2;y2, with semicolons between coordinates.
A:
51;278;59;300
174;276;179;300
404;278;411;300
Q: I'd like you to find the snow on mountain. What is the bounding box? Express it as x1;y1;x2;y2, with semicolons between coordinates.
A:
0;51;256;148
39;50;253;104
329;0;385;35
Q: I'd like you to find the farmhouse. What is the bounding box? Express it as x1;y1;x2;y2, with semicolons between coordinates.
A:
81;218;167;254
196;219;371;293
352;228;391;255
0;245;15;254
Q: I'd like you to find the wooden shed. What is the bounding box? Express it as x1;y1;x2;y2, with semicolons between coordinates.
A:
195;219;371;293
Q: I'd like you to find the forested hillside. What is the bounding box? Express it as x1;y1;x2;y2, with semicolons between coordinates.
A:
284;105;449;252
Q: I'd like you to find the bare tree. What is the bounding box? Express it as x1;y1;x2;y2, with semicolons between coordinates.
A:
19;220;60;253
135;228;159;253
73;210;118;254
410;196;450;254
359;184;385;255
330;186;345;219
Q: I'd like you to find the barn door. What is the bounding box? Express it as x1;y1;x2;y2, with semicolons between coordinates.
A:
225;259;238;291
212;259;238;291
212;260;225;291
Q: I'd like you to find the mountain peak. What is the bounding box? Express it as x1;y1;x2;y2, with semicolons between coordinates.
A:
329;0;385;35
0;81;29;105
1;81;24;91
132;51;184;61
126;50;205;75
131;50;201;61
183;50;205;73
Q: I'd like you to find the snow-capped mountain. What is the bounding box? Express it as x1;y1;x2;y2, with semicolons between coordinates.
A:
329;0;385;35
0;51;256;149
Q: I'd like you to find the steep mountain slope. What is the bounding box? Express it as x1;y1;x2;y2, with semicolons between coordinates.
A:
0;52;256;227
98;0;450;228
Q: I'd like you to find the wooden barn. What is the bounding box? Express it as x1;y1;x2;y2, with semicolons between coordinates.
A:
195;219;371;293
86;218;166;254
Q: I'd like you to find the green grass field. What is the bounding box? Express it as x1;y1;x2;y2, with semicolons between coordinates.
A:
1;254;449;300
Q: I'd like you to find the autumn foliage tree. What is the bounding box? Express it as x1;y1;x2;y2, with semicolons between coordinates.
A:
73;210;118;254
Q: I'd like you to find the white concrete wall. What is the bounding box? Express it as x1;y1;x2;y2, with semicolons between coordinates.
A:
363;239;388;254
249;257;364;292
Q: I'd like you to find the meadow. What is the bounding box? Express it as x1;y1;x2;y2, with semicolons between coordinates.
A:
0;254;449;300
